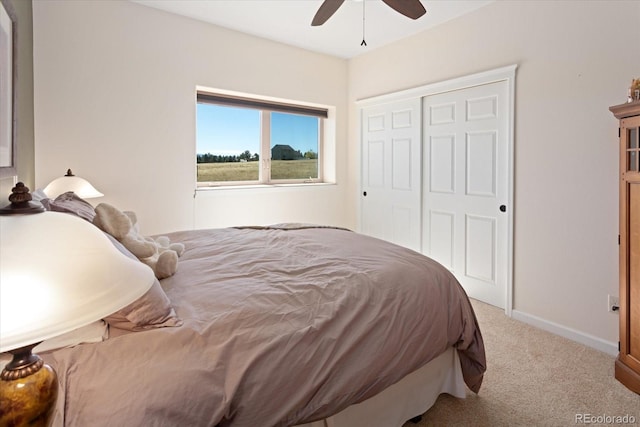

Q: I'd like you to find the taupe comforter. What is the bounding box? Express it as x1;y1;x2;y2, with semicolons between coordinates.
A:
44;226;485;427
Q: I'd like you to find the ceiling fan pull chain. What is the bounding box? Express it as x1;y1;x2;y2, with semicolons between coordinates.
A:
361;0;367;46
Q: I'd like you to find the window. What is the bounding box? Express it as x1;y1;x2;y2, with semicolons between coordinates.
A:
196;91;328;187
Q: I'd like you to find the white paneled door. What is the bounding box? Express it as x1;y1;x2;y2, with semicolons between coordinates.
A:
361;99;422;252
422;81;509;308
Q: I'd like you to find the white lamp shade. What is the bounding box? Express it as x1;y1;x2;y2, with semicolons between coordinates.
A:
43;175;104;199
0;212;155;353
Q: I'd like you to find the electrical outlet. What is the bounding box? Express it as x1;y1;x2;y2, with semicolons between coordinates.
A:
608;295;620;313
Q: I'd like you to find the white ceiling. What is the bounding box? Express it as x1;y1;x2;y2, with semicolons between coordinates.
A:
131;0;494;59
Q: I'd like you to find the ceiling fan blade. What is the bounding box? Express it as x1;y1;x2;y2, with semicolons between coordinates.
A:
311;0;346;26
382;0;426;20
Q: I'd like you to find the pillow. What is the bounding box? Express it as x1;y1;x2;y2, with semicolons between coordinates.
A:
103;234;183;331
31;188;49;202
105;281;183;331
42;191;96;222
1;320;109;366
34;320;109;353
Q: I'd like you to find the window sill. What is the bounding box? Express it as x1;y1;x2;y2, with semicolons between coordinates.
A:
195;182;336;192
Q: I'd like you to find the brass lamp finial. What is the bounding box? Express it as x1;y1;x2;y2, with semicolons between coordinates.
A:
0;182;45;215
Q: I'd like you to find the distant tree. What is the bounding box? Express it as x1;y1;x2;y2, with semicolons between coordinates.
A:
304;150;318;160
197;153;215;163
198;151;262;163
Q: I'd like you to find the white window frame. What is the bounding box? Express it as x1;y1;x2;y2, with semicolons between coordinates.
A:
196;89;330;188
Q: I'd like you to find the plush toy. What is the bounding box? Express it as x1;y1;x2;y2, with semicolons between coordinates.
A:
630;78;640;102
154;235;185;258
93;203;185;279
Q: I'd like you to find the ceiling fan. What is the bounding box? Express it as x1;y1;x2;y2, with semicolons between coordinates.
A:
311;0;427;26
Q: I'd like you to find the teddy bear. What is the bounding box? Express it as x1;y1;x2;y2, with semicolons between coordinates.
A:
92;203;185;279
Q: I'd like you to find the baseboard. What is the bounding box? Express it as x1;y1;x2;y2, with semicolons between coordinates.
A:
511;310;618;356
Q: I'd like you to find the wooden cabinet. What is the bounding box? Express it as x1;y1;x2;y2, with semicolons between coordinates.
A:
610;101;640;394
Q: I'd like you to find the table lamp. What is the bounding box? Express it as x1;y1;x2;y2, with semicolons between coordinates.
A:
0;182;155;426
43;169;104;199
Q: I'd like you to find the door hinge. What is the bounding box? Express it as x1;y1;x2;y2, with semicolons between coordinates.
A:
618;128;621;138
618;234;621;245
618;341;621;352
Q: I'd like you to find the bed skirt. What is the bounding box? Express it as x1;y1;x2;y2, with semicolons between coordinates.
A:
295;347;466;427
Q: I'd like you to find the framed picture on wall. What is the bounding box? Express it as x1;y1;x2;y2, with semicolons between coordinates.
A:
0;0;16;178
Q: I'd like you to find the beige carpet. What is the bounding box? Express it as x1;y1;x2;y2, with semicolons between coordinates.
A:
403;299;640;427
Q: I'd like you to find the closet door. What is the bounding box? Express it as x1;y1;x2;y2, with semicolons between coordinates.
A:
360;99;422;251
422;81;510;309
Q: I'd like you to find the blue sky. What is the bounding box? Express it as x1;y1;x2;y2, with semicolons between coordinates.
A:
196;104;319;156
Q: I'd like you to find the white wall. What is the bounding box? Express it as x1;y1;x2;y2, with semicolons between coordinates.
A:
347;0;640;347
32;0;349;235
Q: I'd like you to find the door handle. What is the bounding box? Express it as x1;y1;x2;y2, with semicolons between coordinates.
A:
499;205;506;212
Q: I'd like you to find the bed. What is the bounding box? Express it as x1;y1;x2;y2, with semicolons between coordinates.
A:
16;196;486;427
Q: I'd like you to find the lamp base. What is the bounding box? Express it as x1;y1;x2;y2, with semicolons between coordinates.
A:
0;345;58;427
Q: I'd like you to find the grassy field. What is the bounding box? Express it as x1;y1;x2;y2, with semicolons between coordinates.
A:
197;160;318;183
